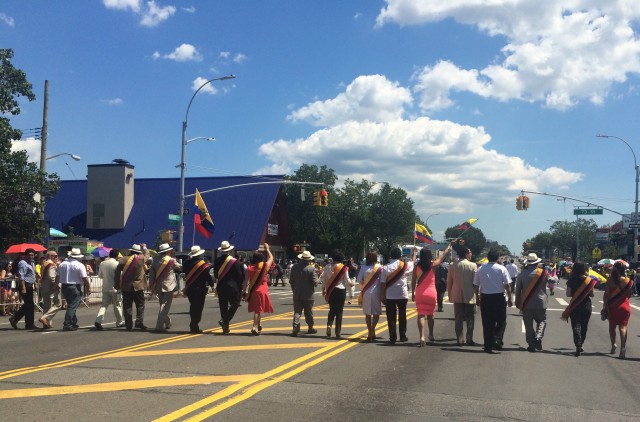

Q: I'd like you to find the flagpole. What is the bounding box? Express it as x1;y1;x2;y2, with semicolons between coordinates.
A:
413;222;417;248
192;216;196;247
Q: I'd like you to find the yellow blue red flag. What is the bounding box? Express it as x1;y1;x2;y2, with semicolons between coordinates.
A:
457;218;478;230
194;188;215;239
414;223;433;244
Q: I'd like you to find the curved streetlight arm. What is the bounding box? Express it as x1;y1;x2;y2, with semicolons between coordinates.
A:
597;134;637;168
46;152;81;161
184;75;236;125
186;136;215;145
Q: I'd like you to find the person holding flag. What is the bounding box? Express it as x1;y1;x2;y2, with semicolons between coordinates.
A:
603;261;633;359
182;246;214;334
562;262;596;357
149;243;182;332
194;189;215;239
243;243;274;335
356;251;383;342
515;253;550;352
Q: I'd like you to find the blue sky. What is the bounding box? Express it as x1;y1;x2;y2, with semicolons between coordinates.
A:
4;1;640;255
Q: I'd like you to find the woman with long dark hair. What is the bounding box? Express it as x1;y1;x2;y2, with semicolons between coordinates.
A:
603;261;633;359
243;243;274;335
411;243;452;346
562;262;596;357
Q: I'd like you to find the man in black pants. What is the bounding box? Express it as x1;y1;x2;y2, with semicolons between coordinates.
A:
182;246;214;334
472;249;512;353
214;241;245;334
381;247;415;345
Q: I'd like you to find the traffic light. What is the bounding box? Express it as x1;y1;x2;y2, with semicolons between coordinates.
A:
516;196;523;210
313;191;321;206
321;189;328;206
523;196;530;210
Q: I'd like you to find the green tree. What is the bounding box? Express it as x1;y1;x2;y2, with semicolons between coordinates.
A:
444;226;486;257
0;49;60;251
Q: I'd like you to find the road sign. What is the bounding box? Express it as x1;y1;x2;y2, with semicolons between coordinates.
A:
573;208;603;215
168;214;180;226
629;224;640;229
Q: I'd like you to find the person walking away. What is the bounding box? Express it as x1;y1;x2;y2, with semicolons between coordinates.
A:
58;248;91;331
515;253;550;352
472;249;512;353
149;243;182;332
381;247;415;345
435;261;448;312
39;251;61;329
214;241;245;334
243;243;275;335
9;248;37;330
115;244;148;331
603;261;633;359
94;249;124;330
320;250;353;339
447;245;478;346
506;259;519;302
562;262;595;357
412;243;452;346
182;246;213;334
357;251;383;342
289;250;319;336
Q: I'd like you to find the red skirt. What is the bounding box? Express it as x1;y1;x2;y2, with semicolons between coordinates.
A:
248;283;274;314
609;300;631;326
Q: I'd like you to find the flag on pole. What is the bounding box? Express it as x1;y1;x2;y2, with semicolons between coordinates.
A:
194;189;215;239
414;223;434;244
457;218;478;230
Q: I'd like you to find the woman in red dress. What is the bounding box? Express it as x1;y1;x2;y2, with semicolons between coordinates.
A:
603;261;633;359
243;243;274;335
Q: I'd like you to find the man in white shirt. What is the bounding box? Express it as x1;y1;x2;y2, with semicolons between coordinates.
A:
58;248;91;331
473;249;512;353
380;247;415;345
94;249;124;330
505;259;519;302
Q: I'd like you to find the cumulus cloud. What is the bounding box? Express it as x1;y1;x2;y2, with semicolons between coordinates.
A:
182;6;196;13
219;51;230;60
103;98;123;105
258;74;582;214
0;13;15;27
11;138;41;163
152;43;202;62
376;0;640;111
288;75;412;127
233;53;248;64
103;0;176;27
191;77;219;95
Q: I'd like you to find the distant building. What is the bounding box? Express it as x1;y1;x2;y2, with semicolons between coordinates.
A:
45;160;290;258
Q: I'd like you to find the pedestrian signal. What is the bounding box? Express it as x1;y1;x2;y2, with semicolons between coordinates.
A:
313;191;321;206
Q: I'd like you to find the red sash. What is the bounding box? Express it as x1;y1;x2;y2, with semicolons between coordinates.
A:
385;261;407;287
247;262;267;301
415;266;430;286
324;263;348;302
521;267;548;310
561;276;596;321
182;259;210;293
358;265;382;307
609;277;633;308
155;256;175;282
217;255;238;281
121;255;140;285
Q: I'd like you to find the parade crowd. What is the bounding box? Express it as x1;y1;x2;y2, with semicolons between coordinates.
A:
1;241;635;359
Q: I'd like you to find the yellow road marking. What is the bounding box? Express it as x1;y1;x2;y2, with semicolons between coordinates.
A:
109;342;329;358
0;375;259;399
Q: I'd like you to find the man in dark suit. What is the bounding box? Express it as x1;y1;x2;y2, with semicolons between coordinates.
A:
213;241;245;334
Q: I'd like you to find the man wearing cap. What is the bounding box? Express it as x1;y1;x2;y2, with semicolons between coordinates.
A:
115;244;148;331
149;243;183;332
515;253;551;352
94;249;124;330
289;250;319;336
9;248;37;330
213;241;245;334
183;245;214;334
58;248;91;331
39;250;61;329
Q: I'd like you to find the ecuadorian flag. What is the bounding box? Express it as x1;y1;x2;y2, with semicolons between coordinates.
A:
414;223;434;244
194;189;215;239
457;218;478;230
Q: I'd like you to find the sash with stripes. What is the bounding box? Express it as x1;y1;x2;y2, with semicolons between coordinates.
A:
608;277;633;309
43;259;56;278
155;256;175;282
385;261;407;288
121;254;140;285
247;262;267;301
324;263;348;302
182;259;210;293
358;264;382;307
520;267;548;310
217;255;238;281
415;266;430;286
561;276;596;321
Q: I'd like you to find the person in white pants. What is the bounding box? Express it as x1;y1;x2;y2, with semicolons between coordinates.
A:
94;249;124;330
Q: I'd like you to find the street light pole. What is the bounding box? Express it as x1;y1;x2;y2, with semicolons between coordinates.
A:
596;134;639;262
178;75;235;252
46;152;81;161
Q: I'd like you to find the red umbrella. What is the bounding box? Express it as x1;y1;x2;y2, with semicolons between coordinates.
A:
5;243;48;254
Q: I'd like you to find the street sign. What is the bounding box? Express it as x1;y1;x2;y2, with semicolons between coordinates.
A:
168;214;179;226
573;208;603;215
629;224;640;229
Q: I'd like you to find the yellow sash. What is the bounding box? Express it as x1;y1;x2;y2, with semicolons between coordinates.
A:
324;263;348;302
609;277;633;308
217;255;237;280
121;255;140;284
358;264;382;307
155;256;175;281
247;262;266;301
182;259;209;293
520;267;548;310
561;276;596;320
385;261;407;287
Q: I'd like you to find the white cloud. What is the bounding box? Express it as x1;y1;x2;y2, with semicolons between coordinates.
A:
182;6;196;13
233;53;248;64
103;0;176;27
219;51;230;60
11;138;41;163
288;74;412;127
258;75;582;215
152;43;202;62
0;13;15;27
192;77;218;95
103;98;123;105
377;0;640;111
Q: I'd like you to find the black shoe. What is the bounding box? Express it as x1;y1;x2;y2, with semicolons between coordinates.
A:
126;326;133;332
25;325;36;330
535;339;542;351
493;342;503;351
399;336;408;342
527;346;536;352
72;324;79;329
293;324;300;336
484;349;497;354
62;326;77;331
218;319;224;327
251;328;259;336
9;316;17;329
575;347;581;357
326;326;332;337
307;328;317;334
135;323;147;330
94;322;103;331
389;338;396;345
222;324;230;335
190;328;202;334
466;340;476;346
291;332;298;337
437;308;443;312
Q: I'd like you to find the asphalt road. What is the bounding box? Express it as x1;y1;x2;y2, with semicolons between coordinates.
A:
0;281;639;421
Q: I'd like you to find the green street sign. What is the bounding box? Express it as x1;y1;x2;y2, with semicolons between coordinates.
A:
573;208;603;215
168;214;180;221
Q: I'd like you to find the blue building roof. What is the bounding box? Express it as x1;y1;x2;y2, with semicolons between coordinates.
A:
45;175;285;251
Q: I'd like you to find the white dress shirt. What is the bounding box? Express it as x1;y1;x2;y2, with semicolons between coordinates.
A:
473;262;510;294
